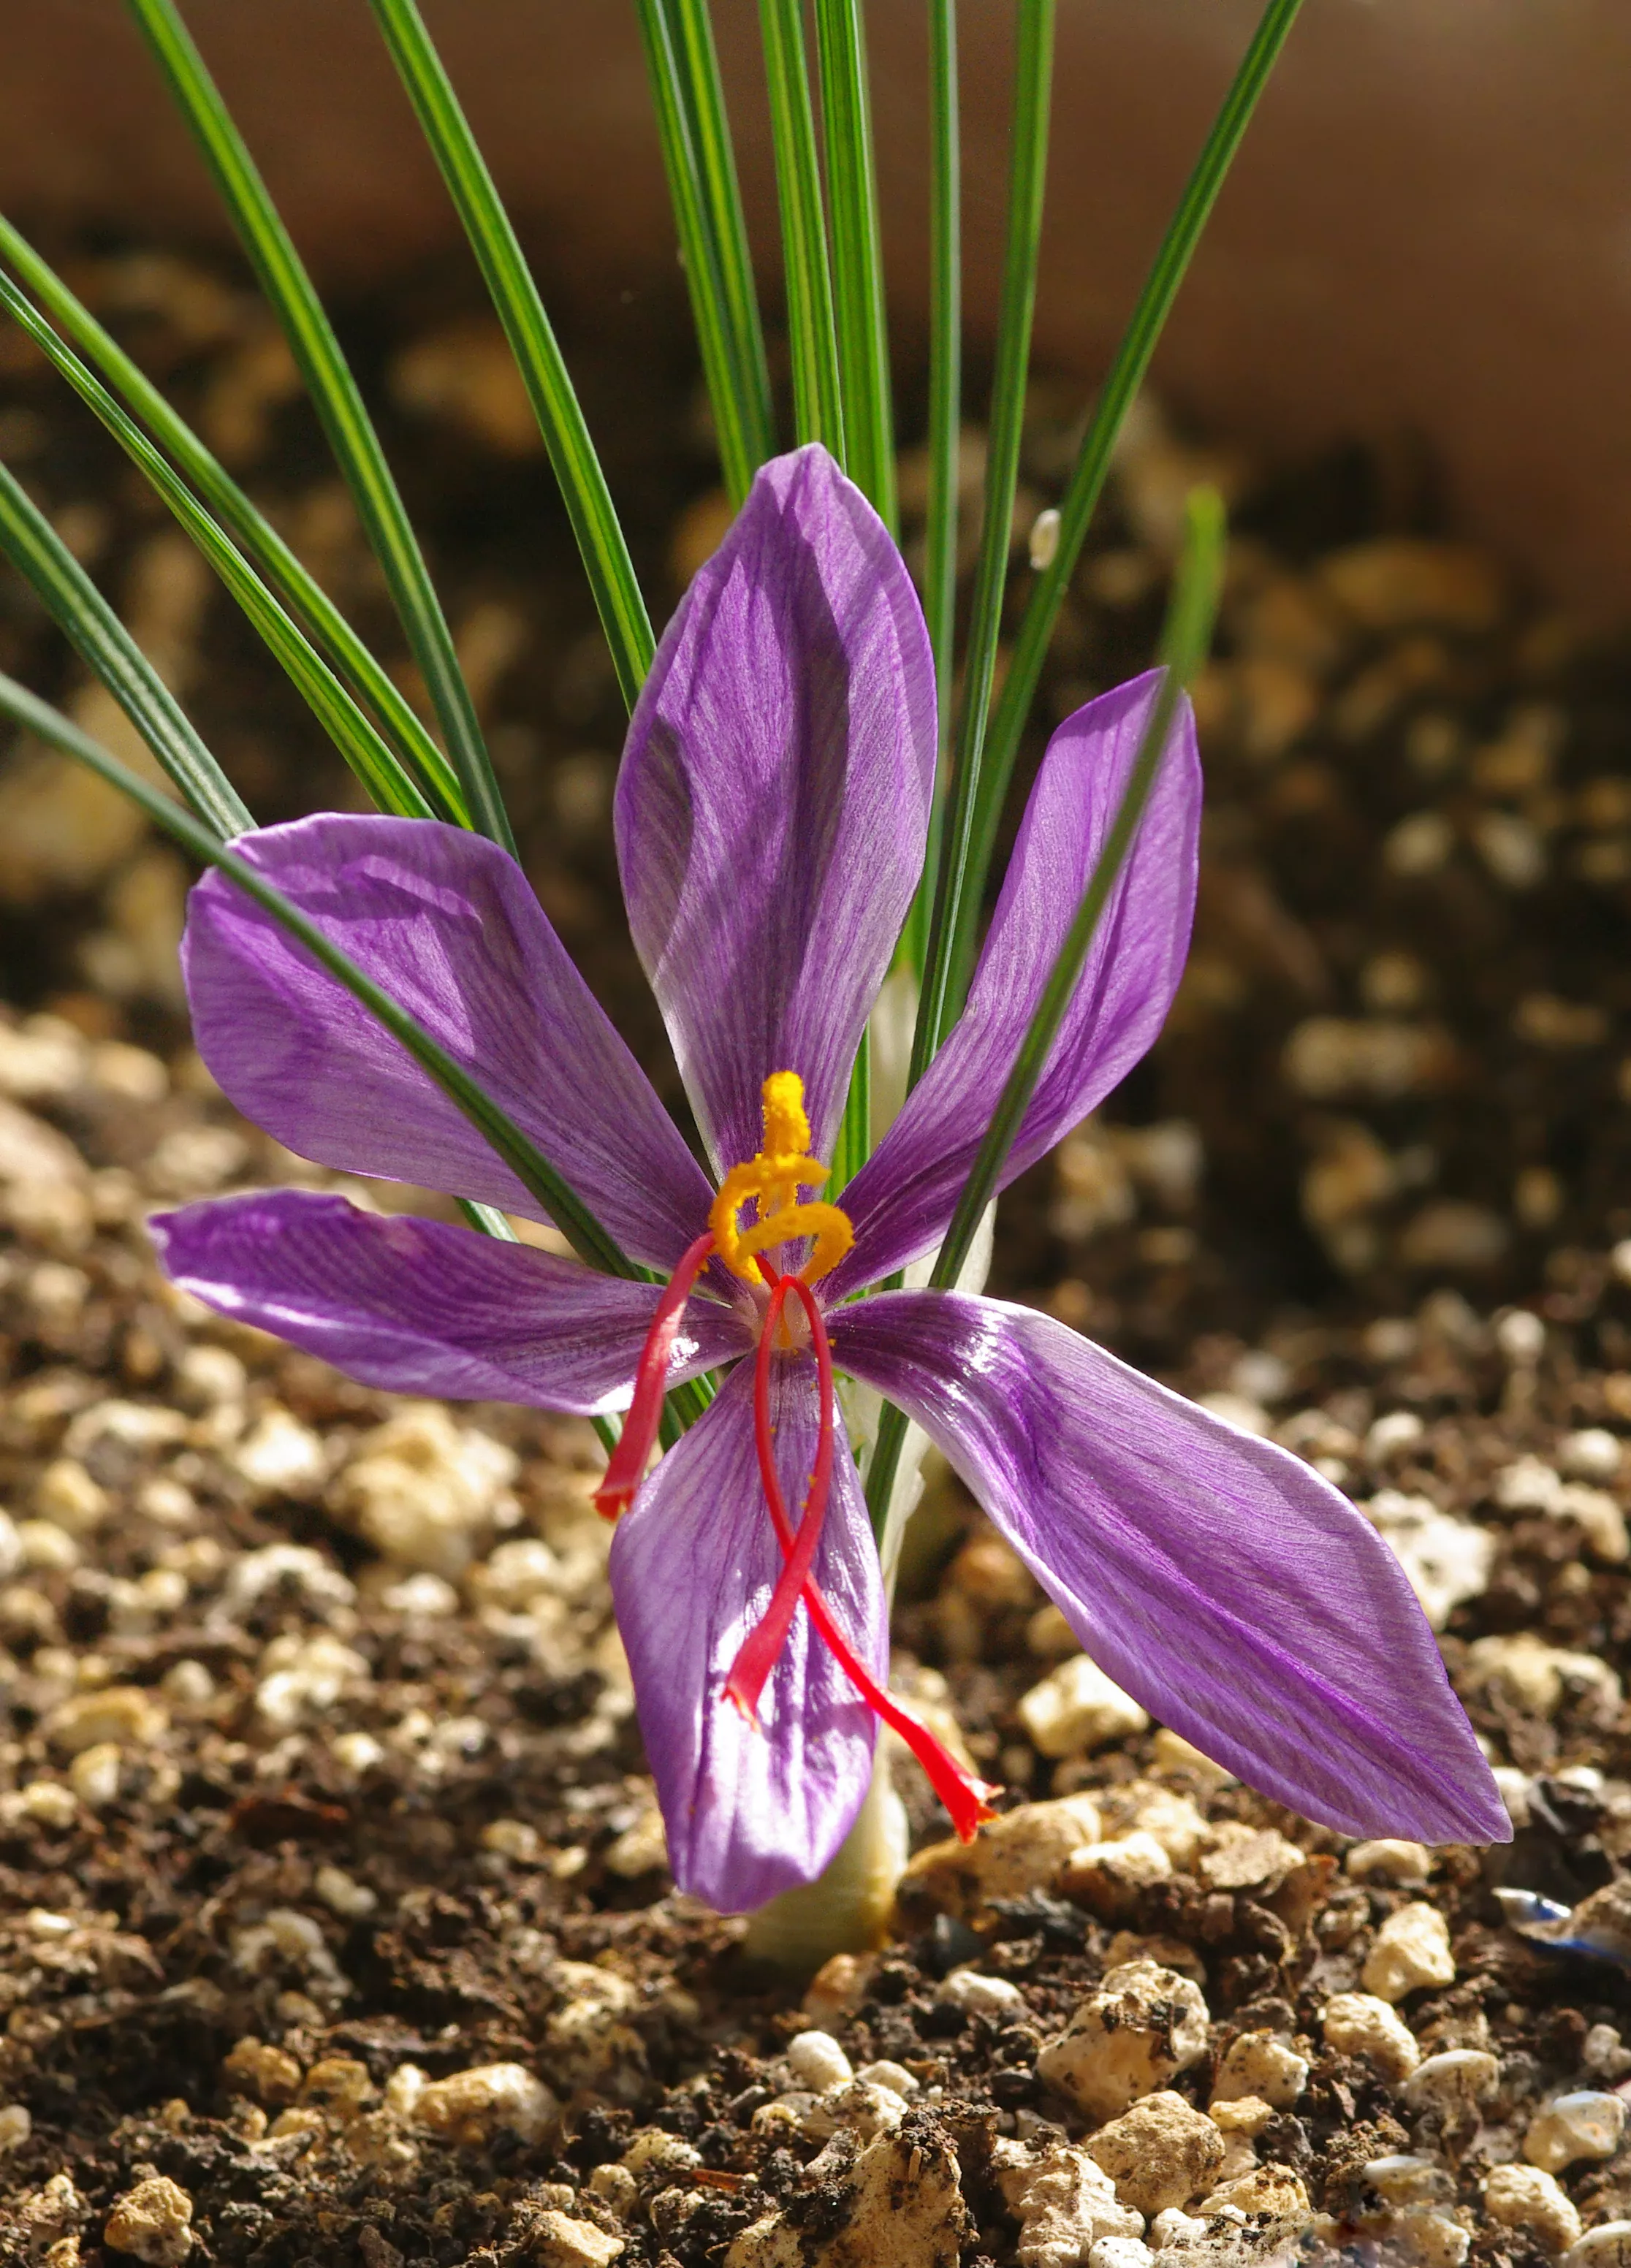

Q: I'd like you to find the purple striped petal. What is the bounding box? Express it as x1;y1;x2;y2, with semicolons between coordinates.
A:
615;444;937;1175
832;673;1199;1295
183;815;715;1270
834;1291;1509;1846
609;1355;886;1911
151;1191;748;1413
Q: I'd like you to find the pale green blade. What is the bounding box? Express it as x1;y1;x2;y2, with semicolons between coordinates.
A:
0;270;436;822
0;216;465;821
813;0;895;529
866;489;1227;1538
124;0;514;849
368;0;655;709
0;459;251;839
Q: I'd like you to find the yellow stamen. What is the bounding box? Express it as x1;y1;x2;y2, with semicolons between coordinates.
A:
710;1071;854;1287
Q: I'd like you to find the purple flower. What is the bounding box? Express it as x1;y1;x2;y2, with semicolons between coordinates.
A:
151;444;1508;1913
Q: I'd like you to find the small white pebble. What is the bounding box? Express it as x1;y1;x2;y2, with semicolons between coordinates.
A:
1089;2242;1153;2268
384;2064;426;2116
68;1742;121;1809
1492;1766;1532;1830
1583;2025;1631;2081
160;1661;215;1708
1562;1428;1623;1480
785;2031;853;2092
1149;2210;1209;2250
330;1732;386;1778
1346;1839;1431;1884
854;2060;918;2097
1321;1993;1421;2082
1484;2163;1582;2255
18;1780;77;1829
1401;2050;1500;2108
1497;1308;1546;1364
1363;2155;1447;2205
1526;2092;1627;2174
936;1968;1027;2017
0;2104;31;2152
1367;1412;1426;1461
1565;2222;1631;2268
1362;1902;1454;2001
314;1865;377;1919
1383;812;1454;878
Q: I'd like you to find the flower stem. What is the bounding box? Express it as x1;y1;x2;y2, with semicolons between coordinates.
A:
741;1754;907;1971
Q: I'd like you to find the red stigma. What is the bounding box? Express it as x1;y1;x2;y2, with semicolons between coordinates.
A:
730;1277;1000;1843
593;1229;716;1520
597;1225;1000;1844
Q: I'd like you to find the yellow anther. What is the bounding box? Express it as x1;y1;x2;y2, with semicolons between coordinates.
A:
710;1073;854;1288
761;1070;811;1158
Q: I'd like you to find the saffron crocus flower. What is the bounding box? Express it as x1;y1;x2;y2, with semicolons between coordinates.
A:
152;444;1508;1914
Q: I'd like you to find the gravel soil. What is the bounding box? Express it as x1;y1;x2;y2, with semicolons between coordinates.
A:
1;244;1631;2268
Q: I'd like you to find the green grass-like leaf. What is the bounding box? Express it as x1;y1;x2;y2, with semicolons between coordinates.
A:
759;0;845;459
0;269;438;823
965;0;1306;968
368;0;656;712
905;0;1054;1084
813;0;895;531
123;0;514;849
661;0;776;481
867;488;1227;1538
0;459;252;840
0;217;465;821
636;0;773;505
899;0;962;979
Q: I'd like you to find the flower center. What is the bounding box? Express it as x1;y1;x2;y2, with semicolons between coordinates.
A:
708;1070;853;1289
593;1070;997;1846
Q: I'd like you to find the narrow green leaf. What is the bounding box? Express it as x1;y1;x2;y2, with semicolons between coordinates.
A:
759;0;845;458
831;1030;871;1195
0;460;252;839
636;0;766;504
0;669;645;1281
899;0;961;978
813;0;895;529
368;0;656;711
867;489;1227;1539
661;0;776;473
0;270;436;822
0;216;465;821
123;0;514;850
905;0;1054;1083
967;0;1305;956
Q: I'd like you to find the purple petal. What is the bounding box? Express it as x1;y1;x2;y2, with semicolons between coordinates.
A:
152;1191;748;1413
609;1355;886;1911
615;444;937;1174
834;1291;1509;1846
832;672;1199;1294
183;815;715;1270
